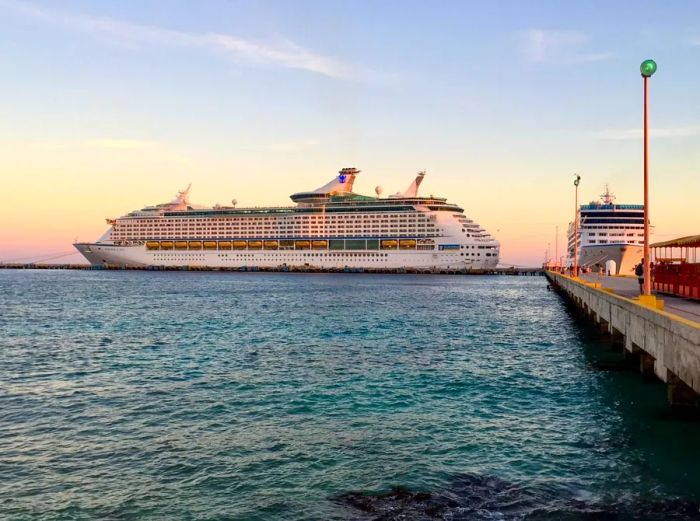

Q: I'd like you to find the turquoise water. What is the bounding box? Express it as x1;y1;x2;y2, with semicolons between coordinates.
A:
1;270;700;520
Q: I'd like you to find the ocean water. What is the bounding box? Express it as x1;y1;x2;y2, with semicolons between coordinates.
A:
1;270;700;521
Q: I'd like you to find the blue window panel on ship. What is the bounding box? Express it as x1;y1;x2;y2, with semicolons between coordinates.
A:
580;212;644;219
582;218;646;224
580;204;643;210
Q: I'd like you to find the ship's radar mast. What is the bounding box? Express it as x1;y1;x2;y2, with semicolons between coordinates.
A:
601;184;616;205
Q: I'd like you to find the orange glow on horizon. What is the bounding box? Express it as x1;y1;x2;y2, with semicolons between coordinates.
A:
1;140;698;267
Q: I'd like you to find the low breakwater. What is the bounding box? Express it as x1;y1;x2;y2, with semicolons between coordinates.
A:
0;263;544;275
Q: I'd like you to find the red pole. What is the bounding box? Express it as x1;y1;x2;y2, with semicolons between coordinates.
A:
643;76;651;295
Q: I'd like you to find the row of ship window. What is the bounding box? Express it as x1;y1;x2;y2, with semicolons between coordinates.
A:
120;220;433;227
150;251;492;257
587;233;644;237
214;253;392;257
588;240;643;244
116;221;432;225
125;222;430;226
144;238;433;251
115;226;437;231
125;215;430;222
153;253;392;257
117;228;436;233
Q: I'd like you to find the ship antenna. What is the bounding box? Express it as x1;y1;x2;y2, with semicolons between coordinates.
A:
601;184;615;205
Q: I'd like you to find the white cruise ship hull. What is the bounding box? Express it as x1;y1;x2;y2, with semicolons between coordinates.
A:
578;244;643;276
74;243;498;270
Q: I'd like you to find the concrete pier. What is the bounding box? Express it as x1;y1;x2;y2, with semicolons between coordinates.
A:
546;271;700;414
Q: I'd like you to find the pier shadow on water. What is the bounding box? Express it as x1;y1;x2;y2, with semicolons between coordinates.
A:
535;296;700;510
334;472;700;520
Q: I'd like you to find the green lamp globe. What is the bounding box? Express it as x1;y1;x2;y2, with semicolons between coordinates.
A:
640;59;657;77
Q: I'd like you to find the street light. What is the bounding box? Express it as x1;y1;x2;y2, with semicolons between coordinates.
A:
573;174;581;277
641;59;657;295
555;225;559;270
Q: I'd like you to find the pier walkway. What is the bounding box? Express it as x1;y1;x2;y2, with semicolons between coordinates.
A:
578;273;700;323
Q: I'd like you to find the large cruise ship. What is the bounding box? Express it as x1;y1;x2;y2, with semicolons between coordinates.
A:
74;168;500;270
567;186;645;275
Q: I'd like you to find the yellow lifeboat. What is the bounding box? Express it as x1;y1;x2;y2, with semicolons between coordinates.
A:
188;241;202;250
218;241;232;250
203;241;217;250
381;240;398;249
248;240;262;249
295;240;310;249
399;239;417;249
312;240;328;249
264;240;278;249
232;241;247;250
160;241;174;249
146;241;160;250
174;241;188;250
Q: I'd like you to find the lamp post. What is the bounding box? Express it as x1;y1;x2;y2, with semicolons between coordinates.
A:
641;59;657;295
555;225;559;269
573;174;581;277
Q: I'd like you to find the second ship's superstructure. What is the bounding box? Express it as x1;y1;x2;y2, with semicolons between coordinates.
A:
75;168;500;269
567;186;645;275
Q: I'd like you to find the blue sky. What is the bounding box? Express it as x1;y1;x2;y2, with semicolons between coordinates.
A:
1;0;699;265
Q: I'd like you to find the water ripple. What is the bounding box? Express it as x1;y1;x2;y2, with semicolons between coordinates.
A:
1;271;700;520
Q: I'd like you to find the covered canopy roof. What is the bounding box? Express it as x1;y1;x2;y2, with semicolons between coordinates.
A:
651;235;700;248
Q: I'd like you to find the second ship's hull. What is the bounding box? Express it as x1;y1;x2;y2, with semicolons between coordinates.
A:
74;243;498;270
578;244;643;275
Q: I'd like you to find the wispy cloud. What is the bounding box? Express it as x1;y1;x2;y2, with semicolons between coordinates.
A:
262;138;320;152
0;0;354;79
84;138;157;149
520;29;612;64
594;126;700;140
3;137;161;150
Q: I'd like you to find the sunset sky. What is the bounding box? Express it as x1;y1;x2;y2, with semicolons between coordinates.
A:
1;0;699;266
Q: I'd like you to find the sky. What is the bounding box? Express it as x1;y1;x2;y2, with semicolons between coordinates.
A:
1;0;699;267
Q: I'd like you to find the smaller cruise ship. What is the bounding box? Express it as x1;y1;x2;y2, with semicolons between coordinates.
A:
567;186;645;275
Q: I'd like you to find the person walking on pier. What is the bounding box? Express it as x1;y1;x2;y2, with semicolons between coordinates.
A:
635;259;645;294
